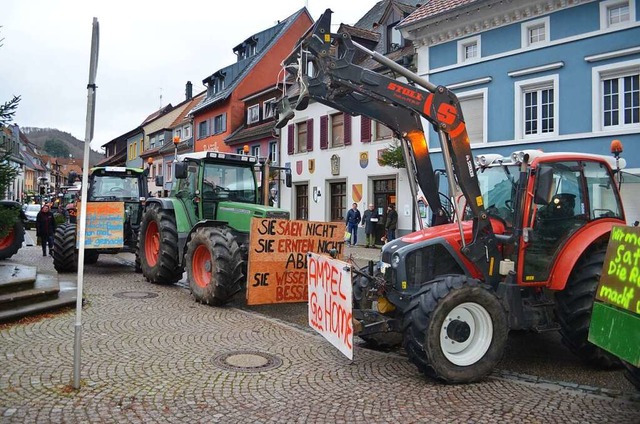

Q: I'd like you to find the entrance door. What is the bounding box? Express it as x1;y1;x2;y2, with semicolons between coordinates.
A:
373;178;396;243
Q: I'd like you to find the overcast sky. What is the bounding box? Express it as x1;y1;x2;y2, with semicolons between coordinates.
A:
0;0;378;152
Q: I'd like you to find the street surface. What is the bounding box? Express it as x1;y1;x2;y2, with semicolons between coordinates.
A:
0;237;638;423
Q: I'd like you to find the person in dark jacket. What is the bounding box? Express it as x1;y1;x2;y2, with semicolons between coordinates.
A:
36;204;56;256
385;204;398;242
345;202;361;246
361;203;379;248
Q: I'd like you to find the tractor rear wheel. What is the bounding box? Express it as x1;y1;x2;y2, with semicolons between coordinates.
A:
139;204;181;285
53;223;77;273
403;275;508;383
185;226;244;306
555;246;620;368
0;219;24;260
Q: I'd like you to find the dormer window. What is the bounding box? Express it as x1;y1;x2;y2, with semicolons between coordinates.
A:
209;71;226;95
234;36;258;62
387;22;403;53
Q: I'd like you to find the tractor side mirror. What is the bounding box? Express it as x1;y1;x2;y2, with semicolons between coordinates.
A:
175;162;187;179
155;175;164;187
534;166;554;205
285;171;292;188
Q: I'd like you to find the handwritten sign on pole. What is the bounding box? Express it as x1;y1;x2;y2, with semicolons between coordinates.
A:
246;219;345;306
307;252;353;360
78;202;124;249
596;225;640;314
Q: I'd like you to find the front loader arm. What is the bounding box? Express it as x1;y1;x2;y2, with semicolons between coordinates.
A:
276;9;501;284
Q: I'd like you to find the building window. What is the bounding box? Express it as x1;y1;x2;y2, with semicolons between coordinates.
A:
237;148;244;154
247;104;260;124
458;88;487;144
330;182;347;221
603;73;639;128
330;113;344;147
600;0;634;29
198;120;210;139
213;113;227;134
296;184;308;220
264;97;276;119
166;161;172;182
269;141;278;164
515;75;558;139
139;138;144;155
211;77;225;94
183;126;191;140
374;121;393;140
174;128;181;140
387;22;402;53
457;36;480;63
251;145;260;157
296;121;308;153
521;17;549;48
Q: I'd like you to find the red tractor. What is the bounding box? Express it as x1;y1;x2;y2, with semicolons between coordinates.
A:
276;10;630;383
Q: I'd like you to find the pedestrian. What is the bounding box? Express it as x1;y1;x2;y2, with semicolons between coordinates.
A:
269;187;278;207
385;204;398;242
35;204;56;256
345;202;361;246
361;203;379;248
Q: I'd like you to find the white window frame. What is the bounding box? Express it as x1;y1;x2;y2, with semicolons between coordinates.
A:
514;74;559;140
183;125;192;140
600;0;635;29
251;145;260;157
591;58;640;132
263;97;276;119
330;112;344;148
457;87;488;144
521;17;549;48
269;141;278;164
247;104;260;124
457;35;481;64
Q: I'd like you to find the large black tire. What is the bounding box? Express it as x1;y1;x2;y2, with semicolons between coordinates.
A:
623;362;640;390
402;275;508;384
555;246;620;368
0;219;24;260
53;223;77;273
139;204;182;285
185;226;244;306
84;250;99;264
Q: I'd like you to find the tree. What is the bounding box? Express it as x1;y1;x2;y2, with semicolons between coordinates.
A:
43;138;71;158
377;139;406;169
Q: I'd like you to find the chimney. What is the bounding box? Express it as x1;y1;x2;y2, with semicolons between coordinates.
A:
185;81;193;100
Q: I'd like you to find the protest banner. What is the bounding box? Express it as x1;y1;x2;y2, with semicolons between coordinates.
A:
80;202;124;249
307;252;353;360
246;218;344;305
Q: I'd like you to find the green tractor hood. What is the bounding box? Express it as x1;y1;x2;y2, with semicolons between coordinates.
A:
216;201;289;233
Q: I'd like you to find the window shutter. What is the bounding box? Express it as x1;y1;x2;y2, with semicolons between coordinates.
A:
287;124;294;155
222;113;227;133
344;113;352;145
320;116;328;150
360;116;371;143
306;119;314;152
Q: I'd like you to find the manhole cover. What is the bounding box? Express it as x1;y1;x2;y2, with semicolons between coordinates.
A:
213;351;282;372
113;291;158;299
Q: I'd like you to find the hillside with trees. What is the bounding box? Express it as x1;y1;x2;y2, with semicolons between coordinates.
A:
21;127;104;166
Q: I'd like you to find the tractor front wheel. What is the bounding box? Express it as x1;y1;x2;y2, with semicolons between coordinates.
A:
139;204;182;285
555;246;620;368
53;223;78;273
0;219;24;260
185;226;244;306
403;275;508;383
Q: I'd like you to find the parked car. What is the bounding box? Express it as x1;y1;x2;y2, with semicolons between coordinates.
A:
23;204;41;229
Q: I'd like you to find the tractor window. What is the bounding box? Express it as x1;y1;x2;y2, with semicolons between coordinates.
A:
89;175;140;201
583;161;623;220
477;165;518;226
175;165;197;198
202;163;256;204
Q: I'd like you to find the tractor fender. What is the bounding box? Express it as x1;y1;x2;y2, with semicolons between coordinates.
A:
547;219;620;291
145;197;174;210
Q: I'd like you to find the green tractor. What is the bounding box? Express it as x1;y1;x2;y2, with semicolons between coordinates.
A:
53;166;149;272
139;151;290;305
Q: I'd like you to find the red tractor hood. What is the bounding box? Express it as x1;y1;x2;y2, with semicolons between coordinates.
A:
399;219;507;247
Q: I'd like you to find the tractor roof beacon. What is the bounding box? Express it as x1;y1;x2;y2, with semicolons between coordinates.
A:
52;166;149;273
275;9;629;384
139;151;290;306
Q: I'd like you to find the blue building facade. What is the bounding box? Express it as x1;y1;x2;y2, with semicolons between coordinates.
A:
400;0;639;172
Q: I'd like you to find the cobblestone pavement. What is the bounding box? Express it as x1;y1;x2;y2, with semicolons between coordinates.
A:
1;245;639;423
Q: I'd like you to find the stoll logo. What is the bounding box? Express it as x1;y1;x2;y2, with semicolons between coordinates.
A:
387;82;423;102
466;154;475;178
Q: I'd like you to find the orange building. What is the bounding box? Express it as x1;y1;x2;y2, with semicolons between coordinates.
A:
191;8;313;153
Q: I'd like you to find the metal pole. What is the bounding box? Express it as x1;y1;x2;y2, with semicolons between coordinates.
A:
399;136;423;231
73;17;99;390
